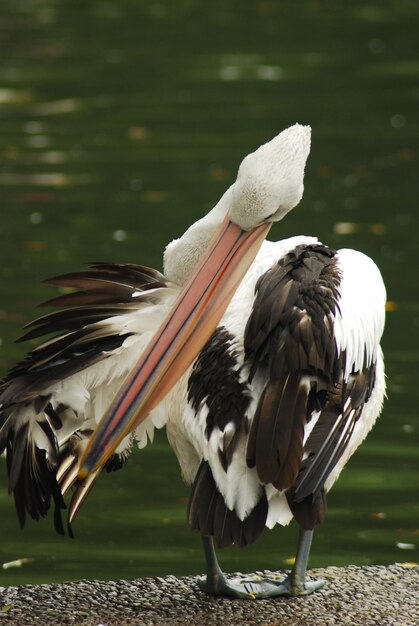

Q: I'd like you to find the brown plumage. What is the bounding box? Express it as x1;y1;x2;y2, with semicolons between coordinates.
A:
244;244;353;528
187;461;268;548
246;372;310;490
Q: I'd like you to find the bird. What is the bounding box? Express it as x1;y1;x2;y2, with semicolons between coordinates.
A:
0;124;386;598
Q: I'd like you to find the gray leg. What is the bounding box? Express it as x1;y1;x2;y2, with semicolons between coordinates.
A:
198;535;226;593
278;528;325;596
198;535;260;599
197;529;325;599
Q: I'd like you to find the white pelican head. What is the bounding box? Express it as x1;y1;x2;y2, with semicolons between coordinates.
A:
229;123;311;230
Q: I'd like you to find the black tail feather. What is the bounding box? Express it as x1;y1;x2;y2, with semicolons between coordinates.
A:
188;461;268;548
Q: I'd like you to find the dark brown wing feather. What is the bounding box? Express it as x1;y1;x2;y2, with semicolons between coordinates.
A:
246;372;309;490
1;262;171;409
245;243;362;529
292;366;376;501
245;244;341;490
245;245;341;381
17;304;140;343
0;261;171;532
245;243;379;530
40;262;167;307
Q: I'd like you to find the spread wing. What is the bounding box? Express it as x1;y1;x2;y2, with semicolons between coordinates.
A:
0;262;175;532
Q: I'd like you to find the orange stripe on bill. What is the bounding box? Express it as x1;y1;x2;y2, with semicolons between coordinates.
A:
79;215;271;479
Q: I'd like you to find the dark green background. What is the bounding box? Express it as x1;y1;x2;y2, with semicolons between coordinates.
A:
0;0;418;585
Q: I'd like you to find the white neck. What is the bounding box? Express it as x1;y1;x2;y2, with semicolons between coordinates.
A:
163;184;234;286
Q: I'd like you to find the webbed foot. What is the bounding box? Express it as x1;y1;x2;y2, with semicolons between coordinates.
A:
197;571;325;599
274;571;326;596
198;571;285;599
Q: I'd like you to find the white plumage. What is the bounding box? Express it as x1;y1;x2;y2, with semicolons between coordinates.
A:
165;237;386;527
0;124;386;598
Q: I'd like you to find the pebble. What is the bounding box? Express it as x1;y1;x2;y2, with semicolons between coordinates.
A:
0;565;417;626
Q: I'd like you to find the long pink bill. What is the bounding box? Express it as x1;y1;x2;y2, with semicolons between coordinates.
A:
79;215;271;478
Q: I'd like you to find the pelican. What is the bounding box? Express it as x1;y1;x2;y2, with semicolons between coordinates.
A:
0;124;386;598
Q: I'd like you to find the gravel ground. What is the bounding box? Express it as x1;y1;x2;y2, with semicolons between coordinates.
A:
0;564;417;626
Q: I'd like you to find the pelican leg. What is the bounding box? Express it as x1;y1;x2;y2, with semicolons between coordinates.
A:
275;528;325;596
197;535;268;599
197;530;324;599
198;535;253;598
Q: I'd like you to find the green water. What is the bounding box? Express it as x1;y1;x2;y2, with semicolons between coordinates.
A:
0;0;418;586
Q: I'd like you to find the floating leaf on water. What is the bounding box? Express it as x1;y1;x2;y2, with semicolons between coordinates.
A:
333;222;359;235
4;146;20;159
29;212;43;225
397;147;415;161
369;512;387;520
142;190;166;203
128;126;149;140
26;241;46;252
402;424;414;433
113;230;127;242
341;221;360;234
385;301;397;312
29;98;80;116
0;88;33;104
370;223;385;235
316;164;332;178
398;562;418;568
2;557;34;570
283;557;295;565
396;542;416;550
255;65;283;81
209;166;230;182
37;151;67;165
0;173;92;187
